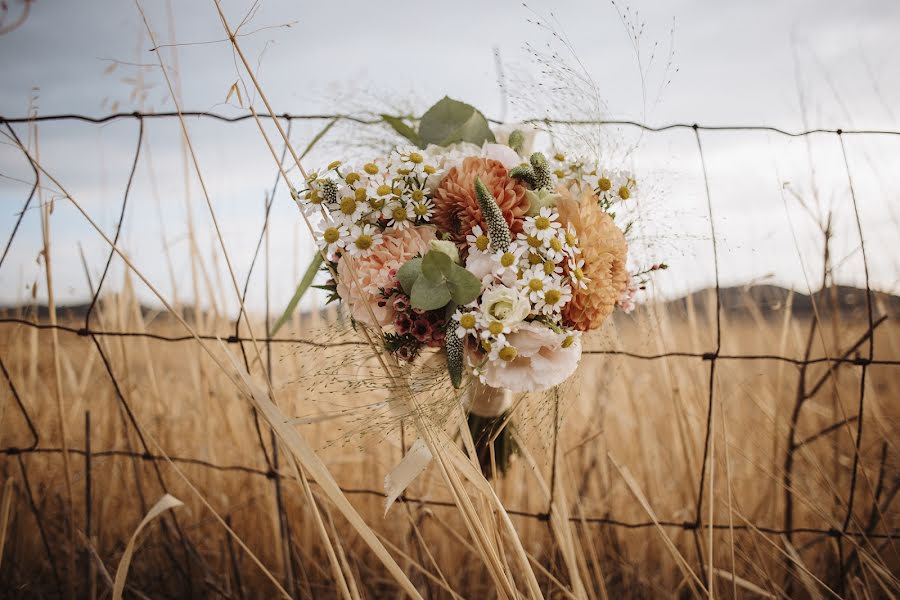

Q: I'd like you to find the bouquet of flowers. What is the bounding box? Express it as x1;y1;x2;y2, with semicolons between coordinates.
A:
294;97;657;474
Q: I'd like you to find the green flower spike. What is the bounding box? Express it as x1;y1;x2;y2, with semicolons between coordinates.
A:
509;164;536;188
507;129;525;153
474;176;511;252
529;152;552;191
445;320;464;389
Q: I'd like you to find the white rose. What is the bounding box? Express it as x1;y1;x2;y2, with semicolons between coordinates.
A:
465;248;495;286
481;142;523;170
491;124;539;156
479;285;530;328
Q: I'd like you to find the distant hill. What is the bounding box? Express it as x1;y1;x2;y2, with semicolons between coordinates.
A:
655;284;898;321
2;285;897;324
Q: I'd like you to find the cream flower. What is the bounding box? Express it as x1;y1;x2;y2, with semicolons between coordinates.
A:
465;247;495;286
491;123;538;156
482;142;522;171
479;285;530;330
477;322;582;393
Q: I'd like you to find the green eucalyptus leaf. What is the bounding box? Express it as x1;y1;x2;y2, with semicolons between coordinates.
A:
381;114;423;148
445;265;482;305
421;249;452;282
442;110;495;147
397;257;423;294
410;277;452;311
418;96;495;147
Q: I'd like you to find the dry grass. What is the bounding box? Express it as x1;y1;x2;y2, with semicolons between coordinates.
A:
0;284;896;598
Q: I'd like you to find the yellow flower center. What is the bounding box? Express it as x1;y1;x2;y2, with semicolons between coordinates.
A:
307;190;322;204
535;216;551;230
323;227;340;244
392;186;402;196
368;197;385;210
544;290;562;305
345;172;360;185
397;167;411;176
376;184;392;196
549;238;562;252
481;340;492;352
340;197;357;215
500;252;516;267
413;203;429;217
561;335;575;348
528;252;542;265
423;165;436;174
598;177;611;191
411;189;424;202
498;346;518;362
460;314;476;329
392;206;408;222
574;267;585;280
354;188;367;202
528;278;543;292
327;160;342;170
553;152;565;161
543;260;556;275
354;234;373;250
526;235;542;248
364;163;379;175
565;231;576;246
554;169;566;178
488;321;504;335
618;186;630;200
475;235;489;252
408;152;424;164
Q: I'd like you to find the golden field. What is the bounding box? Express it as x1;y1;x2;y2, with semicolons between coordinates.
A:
0;284;896;599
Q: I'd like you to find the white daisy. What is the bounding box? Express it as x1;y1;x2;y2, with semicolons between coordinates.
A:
567;258;590;290
316;221;348;257
453;310;479;339
536;278;572;315
490;243;525;281
345;224;383;256
384;200;413;229
524;207;562;242
544;235;568;262
329;194;365;225
518;266;552;305
467;225;491;253
411;198;433;223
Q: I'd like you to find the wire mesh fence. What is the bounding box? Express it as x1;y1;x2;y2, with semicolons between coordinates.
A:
0;110;897;596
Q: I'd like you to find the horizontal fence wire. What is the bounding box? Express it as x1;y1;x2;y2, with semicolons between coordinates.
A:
3;110;900;137
0;317;896;366
0;110;897;593
0;445;895;541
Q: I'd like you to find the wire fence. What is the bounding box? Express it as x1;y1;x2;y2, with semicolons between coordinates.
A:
0;110;897;596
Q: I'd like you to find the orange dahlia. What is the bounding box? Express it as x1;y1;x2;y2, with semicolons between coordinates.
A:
557;187;628;331
432;157;528;252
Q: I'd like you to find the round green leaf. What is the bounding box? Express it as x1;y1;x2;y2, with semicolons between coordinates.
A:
410;277;452;311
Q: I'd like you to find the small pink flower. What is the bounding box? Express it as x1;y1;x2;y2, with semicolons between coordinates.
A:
396;316;412;335
411;319;432;342
392;295;409;312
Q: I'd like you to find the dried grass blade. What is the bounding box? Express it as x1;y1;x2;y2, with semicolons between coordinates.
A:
112;493;184;600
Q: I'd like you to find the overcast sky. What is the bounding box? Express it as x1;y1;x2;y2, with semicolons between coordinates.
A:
1;0;898;313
